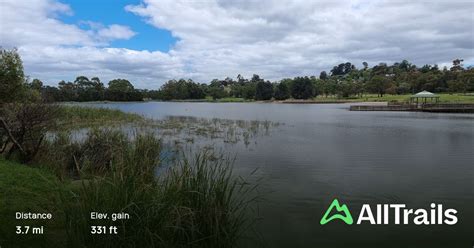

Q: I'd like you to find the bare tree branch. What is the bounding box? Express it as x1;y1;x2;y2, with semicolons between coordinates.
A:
0;117;26;155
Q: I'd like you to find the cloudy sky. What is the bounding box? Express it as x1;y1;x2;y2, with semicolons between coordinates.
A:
1;0;473;88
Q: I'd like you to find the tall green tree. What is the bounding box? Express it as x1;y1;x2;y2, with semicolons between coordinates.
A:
0;48;26;103
158;79;206;100
274;82;290;100
58;80;78;101
208;86;227;100
319;71;328;80
108;79;134;92
291;77;314;99
255;80;273;100
459;69;474;92
450;59;464;72
366;75;391;97
107;79;142;101
28;79;43;91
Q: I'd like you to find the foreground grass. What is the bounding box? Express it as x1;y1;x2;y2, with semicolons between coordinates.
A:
0;158;67;247
0;159;59;215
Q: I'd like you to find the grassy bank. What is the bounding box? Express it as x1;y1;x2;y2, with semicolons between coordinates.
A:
0;158;67;247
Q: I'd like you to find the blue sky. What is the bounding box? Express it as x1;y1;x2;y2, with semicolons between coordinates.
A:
59;0;177;52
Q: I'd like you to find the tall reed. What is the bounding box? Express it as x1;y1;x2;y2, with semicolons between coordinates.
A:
46;129;259;248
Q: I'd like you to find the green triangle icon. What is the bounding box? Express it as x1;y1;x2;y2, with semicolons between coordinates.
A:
320;199;353;225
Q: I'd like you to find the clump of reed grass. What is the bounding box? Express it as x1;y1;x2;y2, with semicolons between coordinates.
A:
42;128;259;248
57;153;259;248
157;153;259;247
37;128;160;180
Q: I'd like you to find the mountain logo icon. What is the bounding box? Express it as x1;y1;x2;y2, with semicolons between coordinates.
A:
320;199;353;225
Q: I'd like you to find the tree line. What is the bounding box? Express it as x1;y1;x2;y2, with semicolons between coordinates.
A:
1;48;473;103
157;60;473;101
30;77;145;102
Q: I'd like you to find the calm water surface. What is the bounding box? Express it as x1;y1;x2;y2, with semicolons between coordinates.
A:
84;102;474;248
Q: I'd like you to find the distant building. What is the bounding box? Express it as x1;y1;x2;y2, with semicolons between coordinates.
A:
410;91;439;105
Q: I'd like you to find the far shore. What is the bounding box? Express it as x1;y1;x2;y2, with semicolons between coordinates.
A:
59;93;474;105
168;99;362;104
66;99;388;104
163;93;474;104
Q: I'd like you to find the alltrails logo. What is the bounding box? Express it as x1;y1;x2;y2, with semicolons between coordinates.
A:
320;199;458;225
320;199;353;225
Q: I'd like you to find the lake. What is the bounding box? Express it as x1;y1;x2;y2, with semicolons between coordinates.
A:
83;102;474;248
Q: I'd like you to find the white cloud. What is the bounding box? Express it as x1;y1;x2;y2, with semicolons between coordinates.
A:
0;0;93;47
97;24;136;41
18;45;185;89
1;0;473;88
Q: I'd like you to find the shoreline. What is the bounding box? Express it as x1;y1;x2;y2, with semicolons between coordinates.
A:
62;99;381;104
57;93;474;105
